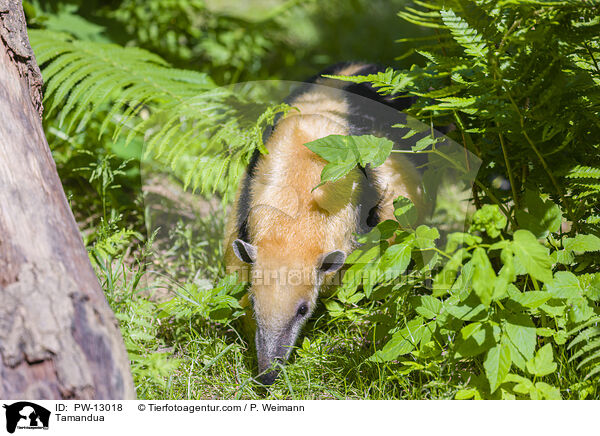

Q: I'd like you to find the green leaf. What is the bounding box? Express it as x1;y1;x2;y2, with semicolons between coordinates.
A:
324;300;344;315
505;373;534;396
455;322;499;358
375;220;400;240
493;248;516;301
412;134;443;151
369;317;429;362
432;248;470;296
564;234;600;252
445;294;487;321
512;230;553;283
305;135;395;188
526;343;557;377
393;196;418;228
410;295;443;319
316;161;357;187
305;134;394;167
509;291;552;309
568;299;595;324
440;9;488;58
414;225;440;250
515;190;562;238
455;388;481;400
532;382;561;400
377;243;411;280
504;313;536;371
546;271;582;299
471;247;496;306
553;249;574;265
484;342;512;393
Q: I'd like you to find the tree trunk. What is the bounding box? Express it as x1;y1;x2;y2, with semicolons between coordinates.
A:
0;0;135;399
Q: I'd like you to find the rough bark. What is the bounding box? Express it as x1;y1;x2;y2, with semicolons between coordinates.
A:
0;0;136;399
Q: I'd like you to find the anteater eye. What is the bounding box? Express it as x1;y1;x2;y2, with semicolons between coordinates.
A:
296;303;308;317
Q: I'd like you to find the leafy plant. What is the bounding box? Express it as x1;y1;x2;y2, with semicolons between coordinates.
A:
309;0;600;397
25;0;600;399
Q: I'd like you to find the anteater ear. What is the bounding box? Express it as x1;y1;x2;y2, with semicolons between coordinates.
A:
232;239;257;264
318;250;346;274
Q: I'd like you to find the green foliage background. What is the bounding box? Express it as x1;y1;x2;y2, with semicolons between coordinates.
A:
24;0;600;399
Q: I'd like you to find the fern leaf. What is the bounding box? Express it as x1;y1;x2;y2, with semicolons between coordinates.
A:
566;166;600;179
440;9;489;59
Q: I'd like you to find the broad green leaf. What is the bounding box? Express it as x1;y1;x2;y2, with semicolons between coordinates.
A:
304;135;355;163
553;329;568;345
450;261;476;295
564;234;600;252
455;322;499;358
546;271;582;299
345;241;384;265
552;249;574;265
305;134;394;167
501;389;516;400
305;134;394;189
526;343;557;377
376;220;399;240
445;232;482;253
361;262;381;298
581;273;600;301
484;342;512;393
432;248;470;296
539;300;567;318
369;317;428;362
316;161;357;187
414;225;440;250
410;295;443;319
471;247;496;306
536;327;555;337
512;230;553;283
445;298;487;321
356;221;398;244
455;388;481;400
568;299;595;324
493;247;515;301
377;243;411;280
515;189;562;238
505;373;534;396
509;291;552;309
325;300;344;316
393;196;418;228
503;313;536;371
532;382;562;400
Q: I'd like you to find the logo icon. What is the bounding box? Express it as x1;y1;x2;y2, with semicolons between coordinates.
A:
2;402;50;434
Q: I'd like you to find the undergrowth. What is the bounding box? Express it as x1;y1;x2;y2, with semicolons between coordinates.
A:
26;0;600;399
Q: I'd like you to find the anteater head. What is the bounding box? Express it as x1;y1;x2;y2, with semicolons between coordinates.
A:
232;237;345;385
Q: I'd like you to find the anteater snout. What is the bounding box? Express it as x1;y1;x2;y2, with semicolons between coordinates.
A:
258;370;279;385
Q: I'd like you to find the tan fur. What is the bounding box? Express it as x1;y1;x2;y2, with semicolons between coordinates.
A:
224;63;425;333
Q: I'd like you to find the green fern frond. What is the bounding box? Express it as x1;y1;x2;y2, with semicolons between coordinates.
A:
440;9;488;59
323;68;418;96
397;10;446;29
30;29;213;127
568;317;600;380
29;29;291;198
566;166;600;179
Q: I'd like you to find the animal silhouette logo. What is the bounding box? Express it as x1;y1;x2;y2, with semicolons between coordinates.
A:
2;402;50;433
